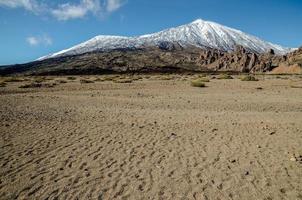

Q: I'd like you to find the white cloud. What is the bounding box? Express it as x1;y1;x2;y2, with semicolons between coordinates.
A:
26;36;39;46
0;0;125;20
51;0;101;21
26;35;52;46
0;0;43;13
106;0;124;12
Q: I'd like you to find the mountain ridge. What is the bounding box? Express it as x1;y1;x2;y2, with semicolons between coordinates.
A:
38;19;294;60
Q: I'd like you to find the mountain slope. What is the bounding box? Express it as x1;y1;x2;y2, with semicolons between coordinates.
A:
0;45;289;76
39;19;293;60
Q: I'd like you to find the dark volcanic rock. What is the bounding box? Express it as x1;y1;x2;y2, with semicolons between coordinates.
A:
0;46;300;75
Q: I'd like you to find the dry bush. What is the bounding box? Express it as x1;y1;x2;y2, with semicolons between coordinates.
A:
159;76;174;80
217;74;233;79
241;75;259;81
80;79;94;84
113;78;133;83
67;76;77;80
33;77;46;83
0;81;6;87
19;82;56;88
94;78;105;82
4;77;26;82
56;79;67;84
191;80;206;87
195;77;210;82
103;76;117;81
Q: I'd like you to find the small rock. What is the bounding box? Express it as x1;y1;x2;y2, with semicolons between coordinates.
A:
245;171;249;176
290;157;297;162
269;131;276;135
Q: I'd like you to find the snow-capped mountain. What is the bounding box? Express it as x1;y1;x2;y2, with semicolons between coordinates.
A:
39;19;293;60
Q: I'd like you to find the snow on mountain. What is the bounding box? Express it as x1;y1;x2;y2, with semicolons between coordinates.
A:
38;19;293;60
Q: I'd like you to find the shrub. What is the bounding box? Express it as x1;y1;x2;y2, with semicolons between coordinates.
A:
19;82;56;88
197;77;210;82
94;78;105;82
113;78;133;83
4;77;25;82
103;76;115;81
159;76;174;80
19;83;42;88
241;75;258;81
131;76;142;81
0;81;6;87
191;80;206;87
33;77;46;83
80;79;94;84
218;74;233;79
67;76;77;80
56;80;67;84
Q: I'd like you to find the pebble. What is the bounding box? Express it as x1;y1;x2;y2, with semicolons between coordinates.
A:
171;133;177;137
290;157;297;162
269;131;276;135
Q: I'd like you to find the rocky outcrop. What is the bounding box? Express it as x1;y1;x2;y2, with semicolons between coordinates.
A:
0;45;300;75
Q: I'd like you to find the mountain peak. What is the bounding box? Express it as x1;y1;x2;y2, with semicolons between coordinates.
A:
38;19;294;60
190;18;207;24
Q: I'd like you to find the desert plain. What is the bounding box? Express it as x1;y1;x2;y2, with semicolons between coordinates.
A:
0;74;302;200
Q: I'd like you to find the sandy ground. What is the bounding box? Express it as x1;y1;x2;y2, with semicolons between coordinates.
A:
0;75;302;200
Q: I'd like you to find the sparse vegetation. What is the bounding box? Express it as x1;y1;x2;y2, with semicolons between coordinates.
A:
67;76;77;80
0;81;6;87
196;77;210;82
190;79;206;87
103;76;116;81
33;77;46;83
275;75;289;80
80;79;94;84
113;78;133;83
217;74;233;79
131;76;142;81
241;75;259;81
56;79;67;84
94;78;105;82
159;76;174;80
19;82;56;88
4;77;26;82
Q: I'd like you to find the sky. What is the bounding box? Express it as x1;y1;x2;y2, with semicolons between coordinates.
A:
0;0;302;65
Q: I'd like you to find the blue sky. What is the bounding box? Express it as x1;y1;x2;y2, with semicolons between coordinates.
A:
0;0;301;65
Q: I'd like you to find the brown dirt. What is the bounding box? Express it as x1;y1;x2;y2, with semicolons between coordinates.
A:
1;75;302;200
